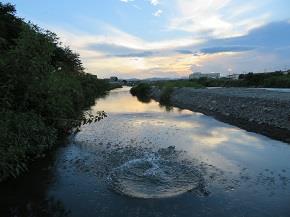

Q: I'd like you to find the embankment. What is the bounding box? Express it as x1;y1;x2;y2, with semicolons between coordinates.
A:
149;87;290;143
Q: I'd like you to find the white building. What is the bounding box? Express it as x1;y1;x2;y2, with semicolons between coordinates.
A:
189;72;220;80
228;74;240;80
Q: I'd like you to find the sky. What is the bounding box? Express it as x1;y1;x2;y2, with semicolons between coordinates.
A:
3;0;290;79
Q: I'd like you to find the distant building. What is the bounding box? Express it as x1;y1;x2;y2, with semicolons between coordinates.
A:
227;74;240;80
189;72;220;80
110;76;118;82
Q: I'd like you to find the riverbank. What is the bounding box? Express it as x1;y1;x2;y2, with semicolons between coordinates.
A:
149;87;290;143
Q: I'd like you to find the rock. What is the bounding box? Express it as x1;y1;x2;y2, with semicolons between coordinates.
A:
148;87;290;143
263;107;272;112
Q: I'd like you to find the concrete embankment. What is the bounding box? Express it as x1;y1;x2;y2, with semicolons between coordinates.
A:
149;87;290;143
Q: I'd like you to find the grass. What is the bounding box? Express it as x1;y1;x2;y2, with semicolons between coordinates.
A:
130;80;203;107
154;80;204;89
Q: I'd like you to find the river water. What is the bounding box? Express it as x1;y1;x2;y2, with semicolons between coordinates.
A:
1;87;290;217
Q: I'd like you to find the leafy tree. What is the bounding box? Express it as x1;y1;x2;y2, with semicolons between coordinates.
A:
0;3;110;181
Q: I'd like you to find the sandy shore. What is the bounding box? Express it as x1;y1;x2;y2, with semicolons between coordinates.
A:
149;87;290;143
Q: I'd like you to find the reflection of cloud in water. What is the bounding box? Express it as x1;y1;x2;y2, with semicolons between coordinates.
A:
92;90;162;114
42;88;290;217
92;87;194;115
145;119;201;129
189;127;264;150
75;88;290;190
192;131;229;149
3;88;290;217
76;107;287;173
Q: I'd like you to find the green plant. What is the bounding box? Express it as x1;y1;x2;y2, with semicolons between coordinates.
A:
0;111;57;181
130;83;151;97
155;80;203;89
160;87;174;105
0;3;112;181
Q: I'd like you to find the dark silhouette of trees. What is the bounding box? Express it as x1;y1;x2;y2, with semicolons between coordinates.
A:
0;3;109;181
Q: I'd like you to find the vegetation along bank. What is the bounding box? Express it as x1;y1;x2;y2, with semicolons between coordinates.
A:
0;3;113;181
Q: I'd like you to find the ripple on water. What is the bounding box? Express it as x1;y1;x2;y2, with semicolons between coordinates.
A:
107;151;203;199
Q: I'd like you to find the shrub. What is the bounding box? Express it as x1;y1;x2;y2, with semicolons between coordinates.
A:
263;76;290;88
160;87;174;105
0;3;111;181
130;83;151;97
194;72;290;88
0;111;57;181
155;80;203;89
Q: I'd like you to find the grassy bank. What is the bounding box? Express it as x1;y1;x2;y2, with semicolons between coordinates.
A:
0;3;111;181
193;71;290;88
154;80;204;89
130;80;203;105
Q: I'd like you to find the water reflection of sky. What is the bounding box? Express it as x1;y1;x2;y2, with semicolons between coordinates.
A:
87;87;290;173
50;87;290;217
2;87;290;217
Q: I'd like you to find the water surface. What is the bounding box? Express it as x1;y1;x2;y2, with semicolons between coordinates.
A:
1;87;290;217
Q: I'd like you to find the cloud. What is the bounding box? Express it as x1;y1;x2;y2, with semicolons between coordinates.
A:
133;4;142;10
149;0;160;6
120;0;134;3
114;51;154;57
196;46;255;55
172;20;290;57
13;0;290;79
85;36;201;57
175;50;193;54
50;20;290;78
169;0;271;38
188;21;290;74
48;22;204;78
74;23;203;58
202;21;290;51
153;9;163;17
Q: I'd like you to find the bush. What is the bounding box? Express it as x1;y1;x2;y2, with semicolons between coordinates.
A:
0;111;57;181
263;76;290;88
155;80;203;89
130;83;151;97
160;87;174;105
130;81;202;105
0;3;111;181
194;72;290;88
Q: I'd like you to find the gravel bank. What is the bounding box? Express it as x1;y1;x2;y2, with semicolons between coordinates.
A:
150;87;290;143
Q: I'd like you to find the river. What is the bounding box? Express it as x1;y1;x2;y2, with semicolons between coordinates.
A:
1;87;290;217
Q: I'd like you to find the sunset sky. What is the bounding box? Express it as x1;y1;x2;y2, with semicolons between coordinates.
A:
4;0;290;79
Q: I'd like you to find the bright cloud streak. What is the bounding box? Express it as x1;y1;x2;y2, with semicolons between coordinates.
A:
149;0;160;6
120;0;134;3
169;0;270;38
153;9;163;17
